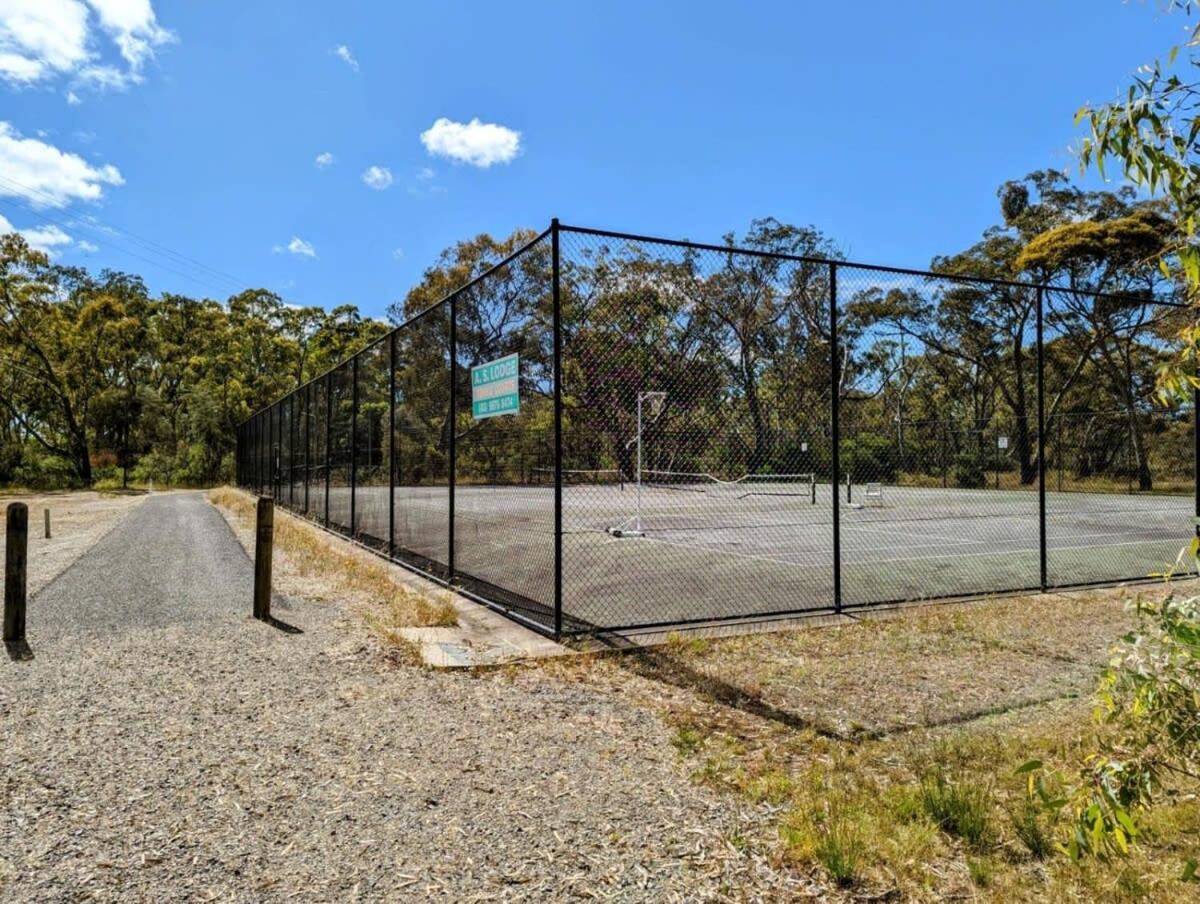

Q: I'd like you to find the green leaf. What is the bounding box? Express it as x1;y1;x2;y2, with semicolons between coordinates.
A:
1115;808;1138;838
1184;859;1198;882
1015;760;1043;774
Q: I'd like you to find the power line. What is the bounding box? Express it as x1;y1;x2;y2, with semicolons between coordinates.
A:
0;195;243;298
0;173;253;296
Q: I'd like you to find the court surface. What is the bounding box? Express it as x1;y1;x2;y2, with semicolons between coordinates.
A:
299;481;1193;633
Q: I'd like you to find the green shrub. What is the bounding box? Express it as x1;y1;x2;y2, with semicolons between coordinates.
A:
841;433;897;483
953;450;986;488
1019;588;1200;860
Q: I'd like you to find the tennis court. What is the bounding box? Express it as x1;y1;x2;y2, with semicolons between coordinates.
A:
327;477;1193;633
239;220;1197;638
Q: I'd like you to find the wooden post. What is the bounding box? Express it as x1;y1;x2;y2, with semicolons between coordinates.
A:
253;496;274;621
5;502;28;643
44;507;50;540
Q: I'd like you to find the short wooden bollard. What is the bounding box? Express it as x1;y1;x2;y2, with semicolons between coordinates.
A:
253;496;273;621
4;502;28;643
44;507;50;540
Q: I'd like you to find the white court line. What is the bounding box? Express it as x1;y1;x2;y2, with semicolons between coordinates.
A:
840;524;986;545
629;532;1186;573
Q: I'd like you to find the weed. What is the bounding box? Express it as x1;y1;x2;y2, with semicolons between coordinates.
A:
672;723;704;756
816;813;865;886
919;773;993;848
1011;798;1054;860
967;856;994;887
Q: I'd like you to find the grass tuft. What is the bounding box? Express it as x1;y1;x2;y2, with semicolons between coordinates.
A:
815;814;865;886
919;773;993;848
1011;798;1055;860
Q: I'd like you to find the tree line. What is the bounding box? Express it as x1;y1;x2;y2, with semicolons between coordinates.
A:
0;237;389;488
6;169;1193;492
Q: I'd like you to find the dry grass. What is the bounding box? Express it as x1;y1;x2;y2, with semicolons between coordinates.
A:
0;489;145;596
543;581;1200;900
207;487;457;644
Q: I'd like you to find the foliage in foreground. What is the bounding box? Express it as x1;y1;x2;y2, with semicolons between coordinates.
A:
1075;0;1200;400
1021;588;1200;866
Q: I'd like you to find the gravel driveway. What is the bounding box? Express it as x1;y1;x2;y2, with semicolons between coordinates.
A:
0;492;802;901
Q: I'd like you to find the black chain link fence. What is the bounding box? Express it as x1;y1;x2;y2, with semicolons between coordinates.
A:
236;222;1198;638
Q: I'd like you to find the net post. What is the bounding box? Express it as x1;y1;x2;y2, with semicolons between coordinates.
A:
829;261;842;614
448;291;457;581
552;218;564;639
351;353;359;537
1194;383;1199;537
1036;287;1048;592
389;329;397;560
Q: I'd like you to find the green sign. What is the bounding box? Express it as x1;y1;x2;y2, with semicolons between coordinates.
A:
471;353;520;419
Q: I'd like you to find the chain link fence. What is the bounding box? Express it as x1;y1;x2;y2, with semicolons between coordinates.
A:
236;222;1198;638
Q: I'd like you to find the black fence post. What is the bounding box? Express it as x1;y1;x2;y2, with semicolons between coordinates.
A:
1036;287;1048;591
276;402;283;499
291;392;299;507
552;218;564;639
389;330;397;559
351;354;359;538
325;371;332;529
829;262;842;614
1194;385;1199;537
4;502;27;643
304;382;312;515
448;292;457;581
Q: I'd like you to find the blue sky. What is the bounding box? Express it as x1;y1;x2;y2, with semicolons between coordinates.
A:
0;1;1189;318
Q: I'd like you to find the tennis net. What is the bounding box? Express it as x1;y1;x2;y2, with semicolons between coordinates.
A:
641;469;816;502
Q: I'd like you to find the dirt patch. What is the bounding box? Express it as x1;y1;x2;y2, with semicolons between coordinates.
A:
1;491;810;901
541;580;1200;900
0;491;145;597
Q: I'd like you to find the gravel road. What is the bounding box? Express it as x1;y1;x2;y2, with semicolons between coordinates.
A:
0;492;803;901
28;492;252;637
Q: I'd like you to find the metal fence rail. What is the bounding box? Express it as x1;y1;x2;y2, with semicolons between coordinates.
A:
236;220;1199;638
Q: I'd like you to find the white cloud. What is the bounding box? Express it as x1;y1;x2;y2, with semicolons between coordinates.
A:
417;166;434;180
391;247;404;260
276;236;315;258
0;212;74;254
65;89;81;104
0;0;90;83
314;151;334;168
77;239;97;252
419;117;521;168
0;122;124;207
85;0;174;70
361;165;393;190
333;44;358;71
0;0;173;92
